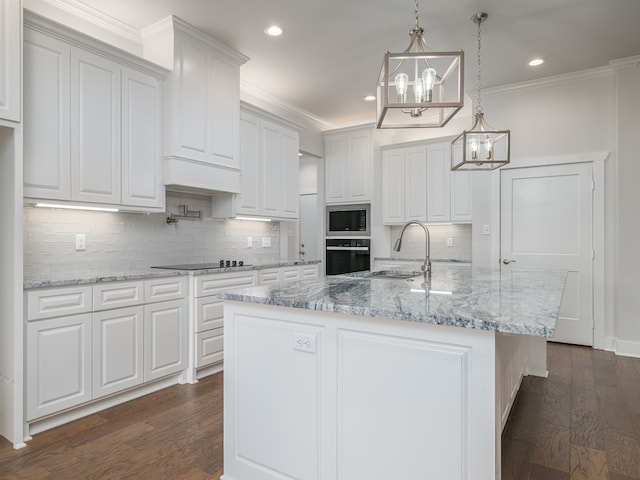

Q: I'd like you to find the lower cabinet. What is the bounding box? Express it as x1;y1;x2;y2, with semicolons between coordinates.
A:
26;313;93;420
93;306;144;399
25;277;188;422
144;298;188;381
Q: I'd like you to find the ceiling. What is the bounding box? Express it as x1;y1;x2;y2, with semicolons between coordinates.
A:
65;0;640;129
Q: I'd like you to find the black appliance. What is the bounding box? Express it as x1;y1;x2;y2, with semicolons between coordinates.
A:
325;238;370;275
326;204;370;236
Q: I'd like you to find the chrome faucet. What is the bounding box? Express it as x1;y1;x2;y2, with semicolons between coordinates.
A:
393;221;431;280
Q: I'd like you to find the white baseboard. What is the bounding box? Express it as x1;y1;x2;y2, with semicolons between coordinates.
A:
603;336;640;358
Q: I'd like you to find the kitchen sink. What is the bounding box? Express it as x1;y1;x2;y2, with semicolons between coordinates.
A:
368;271;421;280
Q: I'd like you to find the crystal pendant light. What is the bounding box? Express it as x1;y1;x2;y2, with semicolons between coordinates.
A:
376;0;464;129
451;13;510;170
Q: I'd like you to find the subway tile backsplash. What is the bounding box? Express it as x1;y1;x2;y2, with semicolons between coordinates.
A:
24;192;280;282
388;223;472;262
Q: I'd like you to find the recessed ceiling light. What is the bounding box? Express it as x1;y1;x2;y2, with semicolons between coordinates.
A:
363;95;376;102
265;25;283;37
528;58;544;67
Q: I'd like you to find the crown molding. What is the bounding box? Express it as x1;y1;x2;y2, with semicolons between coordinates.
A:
609;55;640;71
34;0;142;45
240;80;334;130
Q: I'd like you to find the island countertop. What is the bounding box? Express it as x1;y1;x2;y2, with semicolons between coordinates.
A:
220;263;567;337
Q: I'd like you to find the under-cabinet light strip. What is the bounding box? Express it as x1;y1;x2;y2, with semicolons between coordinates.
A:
34;203;119;212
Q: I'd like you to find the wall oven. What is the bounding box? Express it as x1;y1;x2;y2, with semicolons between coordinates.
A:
326;204;370;236
325;238;370;275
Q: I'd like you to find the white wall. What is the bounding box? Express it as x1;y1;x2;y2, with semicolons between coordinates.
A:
615;62;640;350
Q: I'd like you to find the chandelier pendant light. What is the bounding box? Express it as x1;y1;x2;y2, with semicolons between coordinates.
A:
376;0;464;129
451;13;510;170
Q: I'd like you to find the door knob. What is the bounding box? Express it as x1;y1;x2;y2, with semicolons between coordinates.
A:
502;259;516;265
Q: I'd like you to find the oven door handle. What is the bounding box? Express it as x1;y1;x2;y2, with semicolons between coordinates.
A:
326;246;370;251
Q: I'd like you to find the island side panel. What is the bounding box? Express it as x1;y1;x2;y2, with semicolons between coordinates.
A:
223;301;500;480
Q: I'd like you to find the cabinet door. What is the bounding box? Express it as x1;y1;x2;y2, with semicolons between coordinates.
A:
70;48;121;204
426;142;451;223
93;306;144;398
382;149;405;225
195;327;224;368
235;110;261;215
209;54;240;168
280;129;300;218
144;298;188;381
0;0;20;122
260;120;281;216
404;146;427;222
26;314;92;420
170;36;208;160
325;135;348;203
23;29;71;200
121;68;163;209
346;130;372;202
451;170;472;222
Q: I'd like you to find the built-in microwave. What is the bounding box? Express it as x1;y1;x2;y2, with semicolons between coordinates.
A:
326;204;370;236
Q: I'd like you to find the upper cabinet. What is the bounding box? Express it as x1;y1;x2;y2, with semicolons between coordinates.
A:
324;126;373;204
381;140;472;225
142;16;248;194
23;13;167;211
0;0;20;122
212;104;301;220
382;145;427;225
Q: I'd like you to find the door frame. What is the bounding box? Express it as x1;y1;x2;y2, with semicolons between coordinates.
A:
494;151;608;349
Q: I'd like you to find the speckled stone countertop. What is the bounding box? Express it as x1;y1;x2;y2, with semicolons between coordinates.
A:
220;264;567;337
23;260;321;289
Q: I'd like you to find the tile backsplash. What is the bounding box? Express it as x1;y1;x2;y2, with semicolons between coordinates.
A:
24;192;280;281
388;223;472;262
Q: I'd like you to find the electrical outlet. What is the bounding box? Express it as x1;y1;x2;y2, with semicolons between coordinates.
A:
292;333;317;353
262;236;271;248
247;236;253;248
446;237;454;247
75;234;86;251
483;224;491;236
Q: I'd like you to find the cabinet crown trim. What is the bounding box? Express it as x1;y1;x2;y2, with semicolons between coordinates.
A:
24;10;170;79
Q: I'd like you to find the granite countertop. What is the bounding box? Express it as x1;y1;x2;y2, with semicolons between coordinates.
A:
220;263;568;337
24;260;321;289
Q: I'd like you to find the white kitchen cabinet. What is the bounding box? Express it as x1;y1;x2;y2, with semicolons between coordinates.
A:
450;170;472;222
25;277;188;423
23;28;71;200
121;68;164;209
26;314;92;420
324;126;373;204
191;271;257;375
92;306;144;399
23;13;167;211
382;145;427;225
71;48;121;205
300;264;319;280
143;298;189;382
212;105;300;219
0;0;20;122
143;16;248;193
426;142;451;223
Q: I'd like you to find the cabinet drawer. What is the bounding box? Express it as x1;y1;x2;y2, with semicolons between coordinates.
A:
93;281;143;311
282;268;300;281
259;269;281;284
196;328;224;368
144;276;188;303
301;265;319;279
27;286;92;321
196;271;257;296
196;296;224;332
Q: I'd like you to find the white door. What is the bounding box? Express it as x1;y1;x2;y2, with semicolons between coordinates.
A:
299;194;318;261
501;163;593;345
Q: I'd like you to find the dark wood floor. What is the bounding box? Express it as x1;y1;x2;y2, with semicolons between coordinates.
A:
1;343;639;479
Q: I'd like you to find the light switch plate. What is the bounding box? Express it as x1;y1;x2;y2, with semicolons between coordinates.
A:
75;234;86;251
262;236;271;248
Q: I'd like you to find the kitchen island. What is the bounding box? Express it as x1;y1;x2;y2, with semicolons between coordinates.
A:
220;264;567;480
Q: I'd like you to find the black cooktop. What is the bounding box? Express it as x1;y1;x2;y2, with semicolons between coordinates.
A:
151;263;251;270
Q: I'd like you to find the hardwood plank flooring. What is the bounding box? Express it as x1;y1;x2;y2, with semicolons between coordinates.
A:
503;343;640;480
0;343;638;479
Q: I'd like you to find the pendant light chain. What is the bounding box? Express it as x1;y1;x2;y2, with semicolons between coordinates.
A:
476;16;483;115
414;0;420;29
